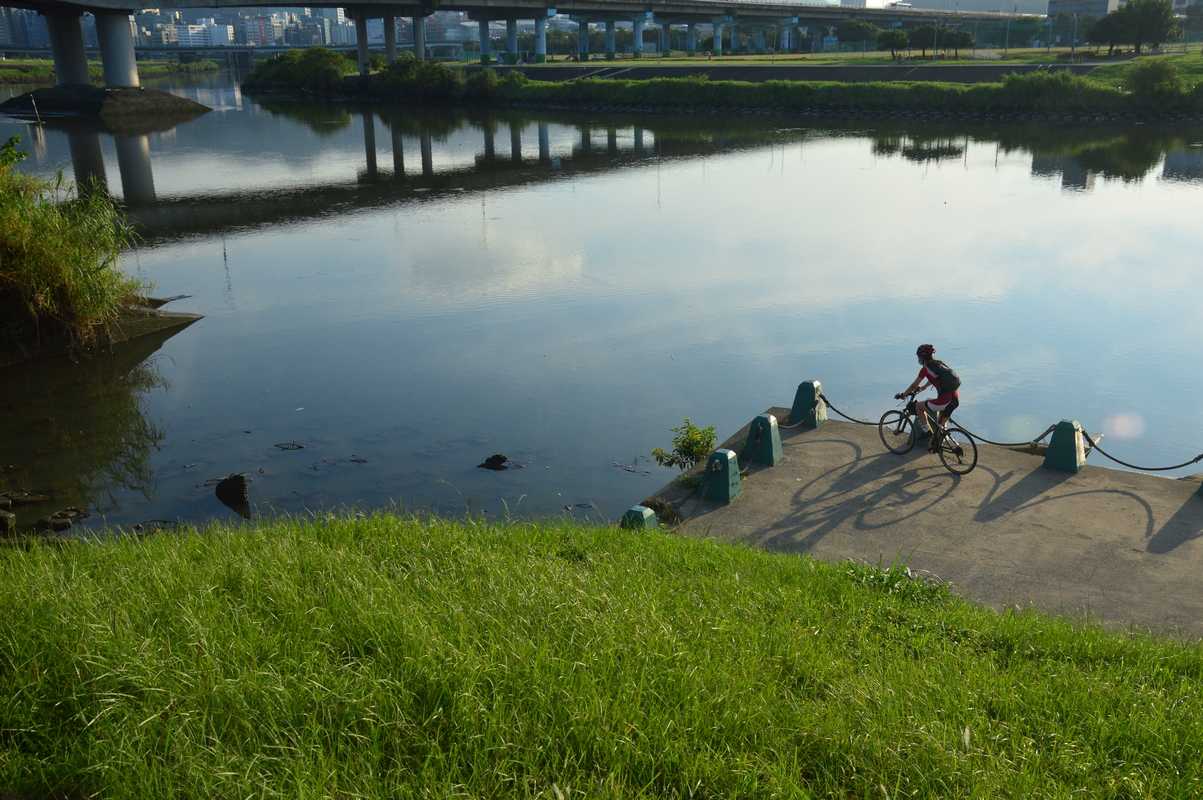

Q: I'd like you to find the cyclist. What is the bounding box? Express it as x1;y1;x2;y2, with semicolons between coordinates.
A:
895;344;961;452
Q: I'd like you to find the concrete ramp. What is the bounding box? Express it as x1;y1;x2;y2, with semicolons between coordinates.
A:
663;411;1203;637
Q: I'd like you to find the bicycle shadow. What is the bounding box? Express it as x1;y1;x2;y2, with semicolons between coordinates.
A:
1146;495;1203;554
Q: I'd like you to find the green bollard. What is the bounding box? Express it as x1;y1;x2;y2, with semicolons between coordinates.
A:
620;505;658;530
1043;420;1087;474
744;413;783;466
702;449;742;504
789;380;827;429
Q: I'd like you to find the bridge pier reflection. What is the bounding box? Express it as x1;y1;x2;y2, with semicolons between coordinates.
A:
114;134;156;206
391;125;405;178
510;122;522;163
538;122;551;163
607;127;618;156
66;129;108;195
420;132;434;177
361;110;378;180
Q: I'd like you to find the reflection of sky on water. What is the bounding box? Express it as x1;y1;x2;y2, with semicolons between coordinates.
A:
2;81;1203;529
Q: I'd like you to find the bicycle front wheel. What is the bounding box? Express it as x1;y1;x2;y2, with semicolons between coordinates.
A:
879;410;916;455
938;426;978;475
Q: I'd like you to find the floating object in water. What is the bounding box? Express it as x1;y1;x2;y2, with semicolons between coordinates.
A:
478;454;509;471
215;474;251;519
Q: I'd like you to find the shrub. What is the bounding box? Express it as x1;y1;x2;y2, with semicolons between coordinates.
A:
0;137;142;346
243;48;353;92
652;418;717;472
464;68;500;99
1126;58;1186;102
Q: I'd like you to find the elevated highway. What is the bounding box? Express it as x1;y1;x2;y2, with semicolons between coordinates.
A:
1;0;1042;93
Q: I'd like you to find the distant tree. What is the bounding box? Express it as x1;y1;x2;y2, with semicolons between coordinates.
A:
1117;0;1178;54
1088;12;1126;55
836;19;881;48
878;28;910;59
908;24;936;58
947;29;974;57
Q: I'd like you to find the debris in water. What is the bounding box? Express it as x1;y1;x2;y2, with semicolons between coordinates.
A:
478;454;510;471
215;474;251;519
274;441;304;451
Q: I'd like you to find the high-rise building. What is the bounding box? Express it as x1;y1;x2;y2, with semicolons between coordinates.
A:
243;15;285;46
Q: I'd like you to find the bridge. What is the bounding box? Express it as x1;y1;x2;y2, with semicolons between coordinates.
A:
2;0;1041;92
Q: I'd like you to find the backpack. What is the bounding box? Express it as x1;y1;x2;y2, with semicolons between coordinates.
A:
928;360;961;393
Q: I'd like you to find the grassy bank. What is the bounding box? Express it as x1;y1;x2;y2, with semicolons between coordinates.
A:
0;58;220;84
244;48;1203;117
2;514;1201;797
0;138;141;348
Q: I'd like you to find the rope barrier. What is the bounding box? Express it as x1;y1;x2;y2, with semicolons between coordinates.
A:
801;391;1203;473
1081;431;1203;473
816;392;877;426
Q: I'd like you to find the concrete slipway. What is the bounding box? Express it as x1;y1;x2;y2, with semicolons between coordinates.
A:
653;409;1203;638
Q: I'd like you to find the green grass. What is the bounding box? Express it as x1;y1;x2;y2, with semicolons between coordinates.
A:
0;58;219;84
0;141;142;347
246;48;1203;116
2;514;1201;797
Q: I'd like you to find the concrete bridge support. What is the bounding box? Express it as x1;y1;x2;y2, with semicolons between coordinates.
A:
355;15;369;75
604;20;616;59
96;11;139;87
753;28;766;53
712;21;724;55
538;122;550;163
412;15;426;60
506;18;518;62
660;22;671;54
632;16;644;56
44;11;89;86
383;14;396;63
576;19;589;59
114;134;155;206
780;25;791;51
729;22;739;53
534;17;547;61
478;18;491;63
686;23;697;54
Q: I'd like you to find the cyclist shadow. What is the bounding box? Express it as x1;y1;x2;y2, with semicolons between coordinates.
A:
759;446;959;554
973;463;1154;539
1146;496;1203;554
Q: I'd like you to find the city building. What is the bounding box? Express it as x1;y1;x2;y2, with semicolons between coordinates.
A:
1047;0;1122;18
243;15;285;45
173;20;234;46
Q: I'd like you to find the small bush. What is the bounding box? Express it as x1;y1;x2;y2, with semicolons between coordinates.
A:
0;137;142;346
464;68;500;99
652;418;717;472
243;48;353;92
1126;59;1186;102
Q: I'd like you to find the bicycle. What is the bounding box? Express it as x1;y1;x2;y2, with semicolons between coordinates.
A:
878;392;978;475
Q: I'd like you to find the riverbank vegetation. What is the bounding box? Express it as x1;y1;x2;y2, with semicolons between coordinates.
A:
244;48;1203;116
0;58;219;84
1;514;1200;796
0;137;141;349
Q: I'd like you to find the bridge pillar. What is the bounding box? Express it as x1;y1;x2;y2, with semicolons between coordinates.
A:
383;14;397;63
730;23;739;53
43;11;90;86
534;17;547;62
576;19;589;60
355;15;370;75
686;23;697;54
632;16;644;56
780;25;790;52
478;18;492;64
712;21;724;56
604;21;616;59
420;131;433;177
753;28;766;53
661;22;671;54
510;121;522;162
506;18;518;62
538;122;550;162
412;15;427;60
95;11;139;88
114;134;155;207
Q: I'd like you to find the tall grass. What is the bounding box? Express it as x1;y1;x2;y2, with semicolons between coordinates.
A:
2;514;1201;797
0;138;141;347
0;58;219;84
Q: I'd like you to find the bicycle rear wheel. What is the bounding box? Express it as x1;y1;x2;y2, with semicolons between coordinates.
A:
938;426;978;475
879;410;916;455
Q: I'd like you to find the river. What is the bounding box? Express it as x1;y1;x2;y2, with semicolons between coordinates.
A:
3;72;1203;532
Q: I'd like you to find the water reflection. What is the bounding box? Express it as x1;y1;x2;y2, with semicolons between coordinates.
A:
0;328;181;532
